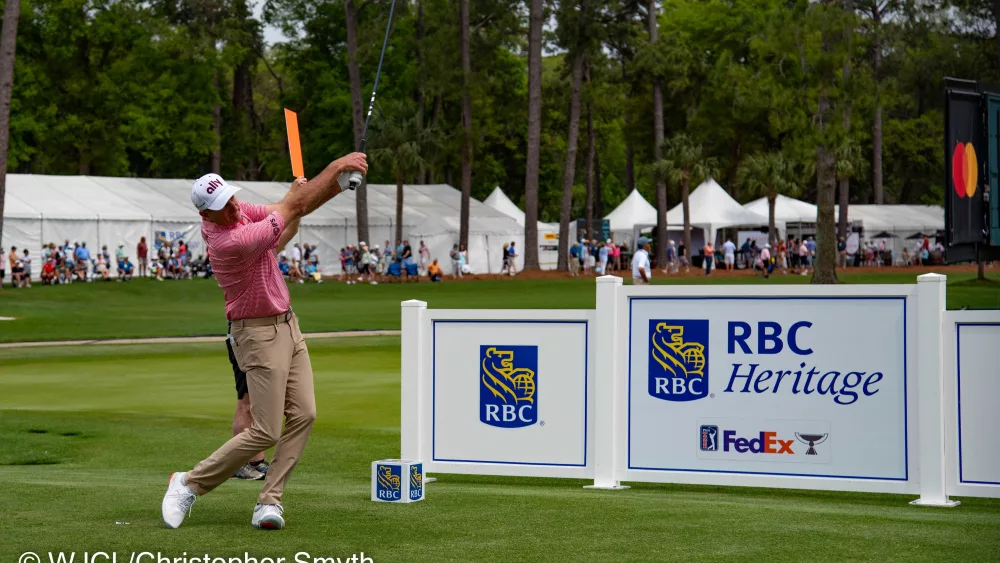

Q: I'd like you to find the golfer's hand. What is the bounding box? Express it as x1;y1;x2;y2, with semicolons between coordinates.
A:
335;152;368;176
291;176;308;190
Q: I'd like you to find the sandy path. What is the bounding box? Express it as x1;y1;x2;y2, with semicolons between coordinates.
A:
0;330;401;349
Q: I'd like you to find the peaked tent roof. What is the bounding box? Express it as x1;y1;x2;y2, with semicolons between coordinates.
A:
605;189;658;231
666;179;769;241
484;187;526;225
744;194;818;224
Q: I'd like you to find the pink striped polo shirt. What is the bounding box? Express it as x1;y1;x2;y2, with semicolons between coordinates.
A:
202;200;290;321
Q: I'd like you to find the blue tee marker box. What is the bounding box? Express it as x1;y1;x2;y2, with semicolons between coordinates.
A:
372;459;424;503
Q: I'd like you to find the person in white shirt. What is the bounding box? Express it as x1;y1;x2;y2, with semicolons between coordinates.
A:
759;243;772;279
291;243;302;266
631;239;652;284
722;239;736;271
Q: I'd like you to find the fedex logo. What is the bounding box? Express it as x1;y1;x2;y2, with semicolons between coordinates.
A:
722;430;794;454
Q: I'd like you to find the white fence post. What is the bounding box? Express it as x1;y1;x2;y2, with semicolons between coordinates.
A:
910;274;960;507
401;300;427;466
585;276;629;490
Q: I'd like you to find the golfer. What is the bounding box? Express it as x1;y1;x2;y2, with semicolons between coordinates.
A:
162;152;367;530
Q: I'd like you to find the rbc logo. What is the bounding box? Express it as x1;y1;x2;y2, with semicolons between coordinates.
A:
649;320;709;401
409;464;423;500
480;345;538;428
375;464;402;501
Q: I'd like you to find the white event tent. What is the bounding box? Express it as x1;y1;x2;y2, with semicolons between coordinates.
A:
2;175;524;278
483;186;561;269
665;179;770;246
744;194;818;224
604;189;658;244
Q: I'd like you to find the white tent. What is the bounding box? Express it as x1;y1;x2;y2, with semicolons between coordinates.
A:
483;186;561;269
1;175;523;278
744;194;818;224
605;189;658;243
666;179;770;244
409;214;524;275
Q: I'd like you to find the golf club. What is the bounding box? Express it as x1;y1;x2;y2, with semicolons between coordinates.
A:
342;0;398;191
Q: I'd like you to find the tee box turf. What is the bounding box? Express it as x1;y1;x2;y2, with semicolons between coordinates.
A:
372;459;424;503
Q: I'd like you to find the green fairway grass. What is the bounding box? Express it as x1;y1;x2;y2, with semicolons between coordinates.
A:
1;271;997;343
1;338;998;562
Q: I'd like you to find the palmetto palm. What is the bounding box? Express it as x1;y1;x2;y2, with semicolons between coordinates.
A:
652;134;718;255
370;103;437;242
738;152;801;245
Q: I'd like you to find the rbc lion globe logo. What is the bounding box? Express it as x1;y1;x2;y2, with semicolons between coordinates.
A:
480;345;538;428
648;320;709;401
375;464;402;501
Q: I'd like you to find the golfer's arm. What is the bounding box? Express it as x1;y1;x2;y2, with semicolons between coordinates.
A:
276;219;300;253
267;161;345;223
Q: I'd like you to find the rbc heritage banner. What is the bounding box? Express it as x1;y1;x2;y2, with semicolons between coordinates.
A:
628;297;909;480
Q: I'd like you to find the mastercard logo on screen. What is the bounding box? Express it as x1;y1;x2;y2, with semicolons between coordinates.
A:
952;142;979;198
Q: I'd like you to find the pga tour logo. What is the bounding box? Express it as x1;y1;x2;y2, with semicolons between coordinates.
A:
480;345;537;428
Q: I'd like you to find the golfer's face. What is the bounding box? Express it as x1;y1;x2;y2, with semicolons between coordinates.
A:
205;196;241;226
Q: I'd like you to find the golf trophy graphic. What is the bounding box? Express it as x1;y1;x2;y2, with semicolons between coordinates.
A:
795;433;829;455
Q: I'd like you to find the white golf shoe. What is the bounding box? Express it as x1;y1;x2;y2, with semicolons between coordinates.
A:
252;503;285;530
161;472;197;529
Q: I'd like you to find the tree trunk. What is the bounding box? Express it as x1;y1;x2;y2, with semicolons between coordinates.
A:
814;96;839;285
233;56;254;180
681;178;691;256
558;50;586;271
459;0;473;250
872;3;883;204
211;68;222;174
594;148;604;229
524;0;543;270
0;0;17;249
767;189;777;244
416;0;427;184
838;0;852;239
584;69;595;241
345;0;369;245
622;59;635;194
395;168;405;243
993;0;1000;71
649;0;667;267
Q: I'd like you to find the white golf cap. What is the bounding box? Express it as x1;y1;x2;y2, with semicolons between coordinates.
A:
191;173;240;212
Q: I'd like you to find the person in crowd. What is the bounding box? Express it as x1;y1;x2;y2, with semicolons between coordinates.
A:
678;242;689;273
357;242;371;283
721;238;736;272
75;241;91;265
458;244;468;275
664;240;677;274
100;244;112;266
580;240;591;275
501;242;510;275
703;241;714;276
115;242;126;265
919;244;930;265
137;237;148;278
798;238;810;276
507;241;518;276
95;253;111;280
379;245;392;282
118;256;134;281
598;240;609;275
569;241;581;277
8;246;20;287
419;241;430;275
632;238;652;285
450;244;461;278
56;254;71;284
41;257;56;285
42;243;52;262
289;243;301;274
776;239;787;273
740;238;752;269
428;259;442;282
19;249;33;287
806;236;816;265
759;243;773;279
304;256;323;283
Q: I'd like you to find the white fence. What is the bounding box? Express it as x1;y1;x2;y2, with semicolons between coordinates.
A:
400;274;1000;504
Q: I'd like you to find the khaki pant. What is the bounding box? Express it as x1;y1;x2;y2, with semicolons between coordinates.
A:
569;258;580;276
186;311;316;505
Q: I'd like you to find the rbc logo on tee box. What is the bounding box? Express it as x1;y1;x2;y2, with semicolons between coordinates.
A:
480;345;538;428
649;320;709;401
371;459;424;503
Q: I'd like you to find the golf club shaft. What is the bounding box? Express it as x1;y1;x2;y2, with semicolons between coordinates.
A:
347;0;398;190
